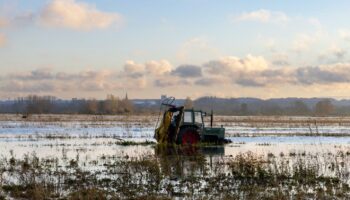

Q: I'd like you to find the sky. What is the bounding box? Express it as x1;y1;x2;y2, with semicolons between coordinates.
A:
1;0;350;99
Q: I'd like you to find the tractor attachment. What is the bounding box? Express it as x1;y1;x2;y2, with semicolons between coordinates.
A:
154;97;230;145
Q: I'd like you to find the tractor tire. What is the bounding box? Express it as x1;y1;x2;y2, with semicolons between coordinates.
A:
177;127;200;145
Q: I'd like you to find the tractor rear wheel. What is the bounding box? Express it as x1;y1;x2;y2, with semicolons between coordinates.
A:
177;127;200;145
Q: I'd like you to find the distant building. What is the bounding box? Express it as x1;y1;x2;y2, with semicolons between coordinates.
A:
125;93;129;100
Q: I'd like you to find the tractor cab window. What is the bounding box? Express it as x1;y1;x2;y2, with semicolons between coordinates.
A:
194;112;203;124
183;111;193;123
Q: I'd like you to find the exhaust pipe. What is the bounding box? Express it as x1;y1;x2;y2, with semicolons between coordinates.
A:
210;110;213;128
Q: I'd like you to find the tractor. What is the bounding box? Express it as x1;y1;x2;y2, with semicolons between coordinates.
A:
154;97;230;145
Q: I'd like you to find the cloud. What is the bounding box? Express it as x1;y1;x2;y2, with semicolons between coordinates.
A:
292;33;316;52
272;60;289;66
0;11;35;29
263;38;277;52
203;55;350;87
339;29;350;41
13;12;35;27
295;64;350;85
171;65;202;78
154;79;176;87
123;60;144;78
203;55;290;87
291;30;327;54
145;60;172;75
122;59;174;79
123;60;144;73
0;33;6;47
318;46;347;63
235;78;266;87
1;80;56;93
0;11;35;47
30;68;54;79
240;68;294;87
195;77;226;86
154;78;190;87
38;0;122;31
307;17;321;28
182;37;209;49
177;37;219;62
77;79;117;91
271;53;290;66
234;9;289;23
332;47;346;60
1;68;120;93
55;72;77;80
206;56;349;87
204;55;269;76
78;69;113;83
0;17;8;28
203;55;292;87
10;68;54;80
5;57;350;95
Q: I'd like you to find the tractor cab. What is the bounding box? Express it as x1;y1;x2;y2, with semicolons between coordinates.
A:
183;110;204;127
154;97;228;145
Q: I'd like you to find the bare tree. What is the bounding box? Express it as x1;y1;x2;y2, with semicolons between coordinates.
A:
86;99;99;114
239;103;248;115
315;99;334;116
119;94;134;113
103;94;119;114
291;100;310;115
184;97;193;109
25;95;56;114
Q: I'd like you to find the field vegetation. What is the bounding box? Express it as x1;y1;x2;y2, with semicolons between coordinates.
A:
1;114;350;199
1;144;350;199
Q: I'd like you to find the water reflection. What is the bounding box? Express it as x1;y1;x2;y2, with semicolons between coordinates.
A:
155;144;224;157
154;145;225;178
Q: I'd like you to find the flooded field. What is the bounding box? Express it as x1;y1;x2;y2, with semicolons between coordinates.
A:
1;114;350;199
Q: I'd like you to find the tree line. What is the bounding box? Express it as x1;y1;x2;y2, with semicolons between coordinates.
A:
0;95;348;116
4;94;134;115
191;97;338;116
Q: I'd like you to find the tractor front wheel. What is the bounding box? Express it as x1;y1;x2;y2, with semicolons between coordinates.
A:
177;127;200;145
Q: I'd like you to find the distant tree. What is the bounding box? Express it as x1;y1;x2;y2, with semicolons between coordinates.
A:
258;102;283;115
103;94;119;114
239;103;248;115
13;97;26;114
25;95;56;114
315;99;334;116
291;100;310;115
184;97;193;108
86;99;99;114
119;93;134;113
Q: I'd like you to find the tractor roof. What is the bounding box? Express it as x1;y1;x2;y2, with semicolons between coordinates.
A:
183;109;205;113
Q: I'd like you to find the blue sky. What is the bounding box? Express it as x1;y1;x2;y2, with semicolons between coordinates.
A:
1;0;350;99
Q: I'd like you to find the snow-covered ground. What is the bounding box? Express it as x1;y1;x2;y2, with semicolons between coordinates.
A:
1;114;350;189
1;114;350;160
2;114;350;199
2;114;350;138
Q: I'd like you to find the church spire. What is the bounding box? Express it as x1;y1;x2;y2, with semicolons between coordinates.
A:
125;92;128;100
